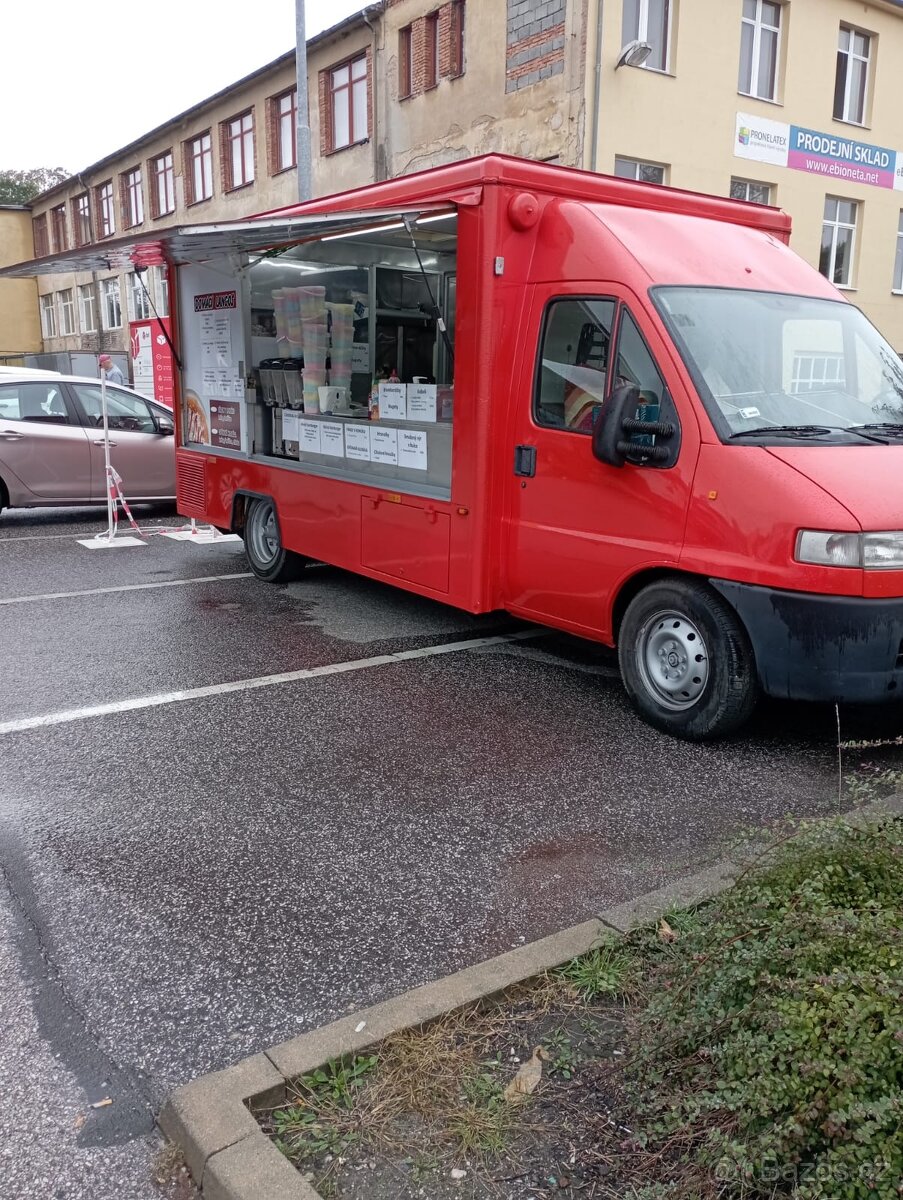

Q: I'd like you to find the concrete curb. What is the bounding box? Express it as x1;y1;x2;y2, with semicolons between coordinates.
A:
159;794;903;1199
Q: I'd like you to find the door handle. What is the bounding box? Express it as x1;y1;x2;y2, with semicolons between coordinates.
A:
93;438;118;447
513;444;537;477
0;430;25;440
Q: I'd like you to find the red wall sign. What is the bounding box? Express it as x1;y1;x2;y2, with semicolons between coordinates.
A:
129;318;175;409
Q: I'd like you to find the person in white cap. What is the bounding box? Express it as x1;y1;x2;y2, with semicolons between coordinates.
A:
98;354;124;385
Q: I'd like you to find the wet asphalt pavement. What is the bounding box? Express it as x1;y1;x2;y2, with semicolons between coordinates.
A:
2;506;902;1199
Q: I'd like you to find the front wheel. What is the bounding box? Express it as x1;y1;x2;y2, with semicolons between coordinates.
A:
618;578;758;740
243;496;309;583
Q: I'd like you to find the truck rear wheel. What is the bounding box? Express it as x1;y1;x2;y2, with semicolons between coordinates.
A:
618;578;758;740
243;496;309;583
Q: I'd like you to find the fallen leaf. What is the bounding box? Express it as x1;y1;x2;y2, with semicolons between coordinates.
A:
73;1114;87;1131
504;1046;546;1100
658;919;678;943
91;1098;113;1109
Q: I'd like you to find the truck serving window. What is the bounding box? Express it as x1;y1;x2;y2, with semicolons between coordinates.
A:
535;298;616;431
654;287;903;444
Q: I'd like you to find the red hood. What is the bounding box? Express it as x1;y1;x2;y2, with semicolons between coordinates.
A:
767;445;903;530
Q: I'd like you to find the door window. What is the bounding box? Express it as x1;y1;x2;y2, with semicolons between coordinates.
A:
72;384;157;432
535;298;616;431
0;382;71;424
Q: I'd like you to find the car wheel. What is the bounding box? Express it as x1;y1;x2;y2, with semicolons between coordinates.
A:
243;496;309;583
618;578;758;740
0;476;8;518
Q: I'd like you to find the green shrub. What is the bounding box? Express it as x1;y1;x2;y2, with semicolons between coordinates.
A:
630;818;903;1199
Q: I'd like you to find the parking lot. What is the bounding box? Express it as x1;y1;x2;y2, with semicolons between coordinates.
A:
2;505;901;1199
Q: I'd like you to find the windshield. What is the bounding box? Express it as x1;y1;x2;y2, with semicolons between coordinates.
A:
654;287;903;443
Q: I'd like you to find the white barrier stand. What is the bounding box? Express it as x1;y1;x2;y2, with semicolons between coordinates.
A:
158;519;241;544
77;370;148;550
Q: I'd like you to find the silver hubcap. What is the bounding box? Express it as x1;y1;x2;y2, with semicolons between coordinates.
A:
637;609;709;711
248;502;279;566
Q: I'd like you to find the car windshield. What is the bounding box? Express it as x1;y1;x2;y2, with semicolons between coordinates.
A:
653;287;903;443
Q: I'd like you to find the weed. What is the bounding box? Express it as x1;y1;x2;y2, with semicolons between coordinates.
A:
541;1027;579;1080
557;938;631;1000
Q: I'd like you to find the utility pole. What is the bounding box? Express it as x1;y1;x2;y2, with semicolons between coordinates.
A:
295;0;312;202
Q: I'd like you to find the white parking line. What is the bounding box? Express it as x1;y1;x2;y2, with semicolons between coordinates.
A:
0;630;541;737
0;573;254;606
0;525;181;544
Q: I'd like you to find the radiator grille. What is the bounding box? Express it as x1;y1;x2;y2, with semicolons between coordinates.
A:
176;453;206;515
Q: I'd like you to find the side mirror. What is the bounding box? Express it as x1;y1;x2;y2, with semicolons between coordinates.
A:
592;383;675;467
157;415;174;436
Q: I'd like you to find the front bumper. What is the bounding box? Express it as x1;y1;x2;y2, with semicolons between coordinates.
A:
710;579;903;703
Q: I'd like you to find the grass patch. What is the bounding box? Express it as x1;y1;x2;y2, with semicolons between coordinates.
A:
261;815;903;1199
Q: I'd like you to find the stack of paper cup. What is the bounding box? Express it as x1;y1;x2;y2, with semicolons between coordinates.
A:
299;286;327;324
328;304;354;391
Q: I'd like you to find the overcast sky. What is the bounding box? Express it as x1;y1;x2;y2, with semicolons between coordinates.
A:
4;0;363;174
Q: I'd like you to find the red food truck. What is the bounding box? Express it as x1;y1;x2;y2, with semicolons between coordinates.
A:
160;154;903;740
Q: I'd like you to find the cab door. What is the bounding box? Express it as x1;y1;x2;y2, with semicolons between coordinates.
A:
502;284;697;642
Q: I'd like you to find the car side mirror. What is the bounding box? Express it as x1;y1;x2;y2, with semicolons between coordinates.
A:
157;415;174;436
592;383;676;467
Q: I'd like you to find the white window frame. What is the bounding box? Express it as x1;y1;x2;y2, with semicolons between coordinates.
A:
893;211;903;294
79;284;97;333
226;111;255;188
613;156;667;185
99;181;115;237
39;294;56;338
101;278;122;330
821;197;858;289
125;168;144;228
154;266;170;317
835;27;871;126
276;90;297;171
153;152;175;216
730;177;772;205
188;133;213;203
623;0;672;73
127;272;152;322
739;0;782;103
58;289;76;336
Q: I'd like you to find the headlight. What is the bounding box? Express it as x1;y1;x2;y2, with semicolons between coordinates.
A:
796;530;903;569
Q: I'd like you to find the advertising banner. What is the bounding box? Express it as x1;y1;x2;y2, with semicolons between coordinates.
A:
129;318;175;408
735;112;903;191
177;262;246;451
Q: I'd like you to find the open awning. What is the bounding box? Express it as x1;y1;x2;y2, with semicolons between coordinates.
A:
0;203;458;278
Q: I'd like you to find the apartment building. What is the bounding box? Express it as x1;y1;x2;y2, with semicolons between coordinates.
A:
19;0;585;386
585;0;903;348
0;206;41;355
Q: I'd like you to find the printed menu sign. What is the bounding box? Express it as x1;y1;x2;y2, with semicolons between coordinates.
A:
210;400;242;451
369;426;398;466
299;420;322;454
320;422;345;457
282;410;300;442
398;428;428;470
345;424;371;461
407;384;437;422
378;382;406;420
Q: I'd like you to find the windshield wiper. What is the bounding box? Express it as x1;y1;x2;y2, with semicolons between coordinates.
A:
851;422;903;439
729;424;888;443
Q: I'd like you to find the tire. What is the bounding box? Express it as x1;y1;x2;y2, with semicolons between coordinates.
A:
243;496;309;583
618;578;758;740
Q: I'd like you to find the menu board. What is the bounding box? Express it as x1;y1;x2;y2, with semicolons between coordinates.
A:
378;382;406;420
345;424;371;461
407;385;437;422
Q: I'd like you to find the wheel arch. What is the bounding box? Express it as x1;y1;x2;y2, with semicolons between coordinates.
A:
230;488;275;535
0;473;8;512
611;568;706;643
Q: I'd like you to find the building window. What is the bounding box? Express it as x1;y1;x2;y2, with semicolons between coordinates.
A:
622;0;671;73
425;12;440;88
273;89;297;171
820;197;858;287
834;28;871;126
32;214;49;258
79;284;97;333
450;0;465;76
399;26;413;97
224;111;255;189
58;289;76;335
153;265;170;317
151;152;175;217
739;0;782;102
186;132;213;204
97;181;116;237
39;294;56;338
127;272;152;321
614;156;667;185
329;55;368;151
893;212;903;293
101;278;122;329
730;177;772;204
51;205;68;252
123;167;144;228
74;193;92;246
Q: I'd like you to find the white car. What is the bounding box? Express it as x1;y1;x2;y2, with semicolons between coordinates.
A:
0;373;176;514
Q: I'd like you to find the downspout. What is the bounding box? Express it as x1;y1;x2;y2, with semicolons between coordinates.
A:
590;0;604;173
362;6;383;181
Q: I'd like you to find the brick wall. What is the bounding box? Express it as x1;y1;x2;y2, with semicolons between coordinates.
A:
397;1;464;102
506;0;567;92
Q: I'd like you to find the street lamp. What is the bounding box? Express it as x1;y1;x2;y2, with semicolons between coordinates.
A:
615;39;653;69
